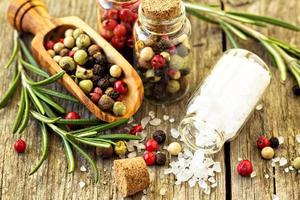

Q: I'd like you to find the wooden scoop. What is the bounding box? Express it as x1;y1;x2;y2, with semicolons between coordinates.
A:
7;0;144;122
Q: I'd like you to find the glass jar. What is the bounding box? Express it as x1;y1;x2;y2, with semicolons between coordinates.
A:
179;49;272;155
133;0;192;104
96;0;140;62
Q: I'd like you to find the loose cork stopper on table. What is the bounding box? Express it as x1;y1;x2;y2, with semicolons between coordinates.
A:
141;0;181;20
114;157;150;197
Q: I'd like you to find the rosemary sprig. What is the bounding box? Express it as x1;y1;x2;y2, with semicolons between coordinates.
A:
1;32;139;182
184;1;300;88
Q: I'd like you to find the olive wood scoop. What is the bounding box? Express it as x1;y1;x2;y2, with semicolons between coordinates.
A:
7;0;144;122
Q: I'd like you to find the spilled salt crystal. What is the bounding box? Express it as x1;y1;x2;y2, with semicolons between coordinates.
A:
141;116;151;128
296;134;300;143
284;167;289;173
289;166;294;171
149;118;162;126
250;171;256;178
211;182;218;188
272;194;280;200
79;181;85;188
163;115;170;121
80;166;87;172
264;174;269;179
149;111;155;119
255;103;264;111
278;136;284;144
127;152;137;158
159;188;166;196
169;118;175;123
279;158;288;166
171;128;180;139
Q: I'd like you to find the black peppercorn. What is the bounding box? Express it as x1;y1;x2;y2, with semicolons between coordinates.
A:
85;57;95;69
93;52;109;67
97;77;110;90
107;90;120;101
269;137;280;148
91;75;101;86
155;69;165;76
153;130;166;144
93;64;106;76
109;77;117;86
155;153;166;165
153;83;166;100
152;39;172;53
176;43;190;57
292;85;300;96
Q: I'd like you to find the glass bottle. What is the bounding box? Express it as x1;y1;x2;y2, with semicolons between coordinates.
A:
133;0;192;104
96;0;140;62
178;49;272;155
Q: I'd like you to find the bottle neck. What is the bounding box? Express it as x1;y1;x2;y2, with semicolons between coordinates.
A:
138;2;186;35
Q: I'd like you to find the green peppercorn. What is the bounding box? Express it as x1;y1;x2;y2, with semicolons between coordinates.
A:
135;40;145;51
170;54;189;71
73;28;84;39
114;141;127;156
79;80;93;94
74;50;88;65
96;145;114;159
167;80;180;93
53;42;64;53
88;44;101;56
98;94;114;111
59;56;75;71
160;51;171;62
113;101;126;116
72;47;79;52
64;36;75;49
145;69;155;79
155;153;166;165
75;65;93;79
167;69;181;80
59;48;70;57
76;34;91;49
53;55;62;63
109;65;122;78
47;50;55;58
65;29;74;37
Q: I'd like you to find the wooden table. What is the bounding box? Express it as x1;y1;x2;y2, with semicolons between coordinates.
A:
0;0;299;199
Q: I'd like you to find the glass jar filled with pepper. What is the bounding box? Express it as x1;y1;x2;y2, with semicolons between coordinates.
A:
96;0;140;63
133;0;192;104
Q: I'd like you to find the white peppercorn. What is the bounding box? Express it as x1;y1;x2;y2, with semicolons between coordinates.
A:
65;29;74;37
160;51;171;62
109;65;122;78
59;48;69;57
53;42;64;53
74;50;88;65
64;36;75;48
167;80;180;93
139;47;154;61
167;142;182;156
53;55;62;63
261;147;275;160
47;49;55;58
292;157;300;169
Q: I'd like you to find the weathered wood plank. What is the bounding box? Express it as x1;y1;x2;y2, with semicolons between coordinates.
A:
223;0;300;199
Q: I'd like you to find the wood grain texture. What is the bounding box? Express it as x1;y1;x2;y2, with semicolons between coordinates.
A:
223;0;300;199
0;0;298;200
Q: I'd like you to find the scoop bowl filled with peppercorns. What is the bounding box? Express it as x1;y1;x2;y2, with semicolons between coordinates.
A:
42;24;143;122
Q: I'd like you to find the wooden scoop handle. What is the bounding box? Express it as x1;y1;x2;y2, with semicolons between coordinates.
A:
7;0;55;35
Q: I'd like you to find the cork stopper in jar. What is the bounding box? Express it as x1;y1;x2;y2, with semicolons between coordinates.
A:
141;0;181;20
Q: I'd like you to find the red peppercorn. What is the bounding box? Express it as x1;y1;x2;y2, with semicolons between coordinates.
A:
58;38;64;43
101;29;114;41
151;55;166;69
111;36;126;49
169;45;177;54
65;111;81;128
68;51;75;57
119;9;133;22
256;135;271;149
143;152;156;166
102;19;118;31
93;87;103;95
14;139;26;153
113;24;127;37
114;80;128;94
132;13;138;21
130;125;143;134
145;139;159;152
105;9;119;20
237;160;253;177
45;40;55;50
90;92;101;103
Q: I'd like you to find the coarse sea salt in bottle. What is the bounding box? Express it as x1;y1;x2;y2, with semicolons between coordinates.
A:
179;49;271;154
